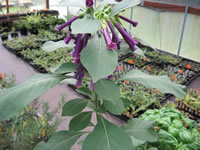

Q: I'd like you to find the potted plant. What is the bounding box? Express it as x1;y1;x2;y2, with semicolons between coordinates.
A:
10;27;18;38
16;20;28;36
1;32;8;41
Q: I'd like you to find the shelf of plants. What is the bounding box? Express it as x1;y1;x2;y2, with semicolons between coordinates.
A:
2;31;200;121
0;10;59;21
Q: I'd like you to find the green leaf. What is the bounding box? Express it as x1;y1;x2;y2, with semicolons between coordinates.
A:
0;74;66;122
51;63;78;74
148;148;158;150
34;131;83;150
82;116;134;150
109;0;141;17
69;111;93;132
104;99;124;115
159;130;178;144
76;87;92;97
58;0;85;7
122;119;158;147
42;40;74;52
81;35;118;83
94;79;120;100
71;17;101;34
62;98;89;116
94;79;124;115
119;70;187;98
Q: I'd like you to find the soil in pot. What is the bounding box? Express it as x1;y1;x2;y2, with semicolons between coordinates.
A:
1;35;8;41
20;28;28;36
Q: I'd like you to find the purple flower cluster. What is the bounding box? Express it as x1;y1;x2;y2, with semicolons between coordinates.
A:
103;16;138;51
56;16;92;88
56;1;139;89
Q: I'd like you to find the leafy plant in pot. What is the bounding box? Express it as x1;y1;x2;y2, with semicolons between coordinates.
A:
10;27;18;38
0;32;8;41
16;20;28;36
0;0;187;149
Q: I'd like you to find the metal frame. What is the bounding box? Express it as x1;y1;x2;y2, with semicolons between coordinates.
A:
127;0;190;57
177;0;189;57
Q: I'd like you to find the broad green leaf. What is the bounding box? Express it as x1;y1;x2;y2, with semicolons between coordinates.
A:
119;70;187;98
42;40;74;52
58;0;85;7
122;118;158;147
34;131;84;150
51;63;77;74
60;78;76;85
109;0;141;17
104;99;124;115
71;17;101;34
82;116;134;150
94;79;120;100
0;74;66;122
81;35;118;83
94;79;123;115
148;148;158;150
62;98;89;116
159;130;178;144
69;111;93;132
76;87;92;97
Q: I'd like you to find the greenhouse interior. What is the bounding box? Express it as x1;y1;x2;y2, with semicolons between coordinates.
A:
0;0;200;149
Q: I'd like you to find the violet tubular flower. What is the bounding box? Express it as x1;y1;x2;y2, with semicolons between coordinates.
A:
90;80;94;91
74;63;85;88
103;27;117;50
115;23;138;51
56;16;79;32
64;34;73;44
71;34;82;58
86;0;94;8
119;15;138;27
107;20;122;48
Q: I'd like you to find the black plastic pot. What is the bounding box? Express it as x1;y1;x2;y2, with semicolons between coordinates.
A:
29;30;38;35
1;35;8;41
11;32;18;38
20;28;28;36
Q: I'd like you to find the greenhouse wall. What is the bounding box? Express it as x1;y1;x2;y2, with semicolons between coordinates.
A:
122;6;200;62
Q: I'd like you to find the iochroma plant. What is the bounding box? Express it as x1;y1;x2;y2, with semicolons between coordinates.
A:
0;0;188;150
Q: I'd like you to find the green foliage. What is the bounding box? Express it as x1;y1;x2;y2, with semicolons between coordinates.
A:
34;131;84;150
0;75;62;150
0;74;16;89
119;69;187;98
69;111;93;132
140;108;200;149
42;41;68;52
81;35;118;83
94;79;124;115
62;99;90;116
176;89;200;111
122;119;158;148
71;16;101;34
82;116;134;150
0;74;67;122
0;102;61;150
